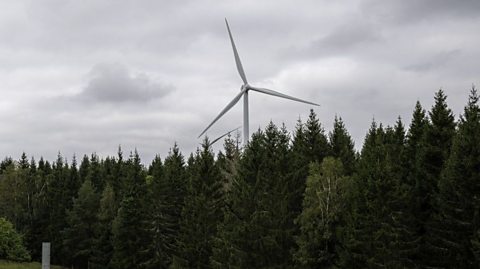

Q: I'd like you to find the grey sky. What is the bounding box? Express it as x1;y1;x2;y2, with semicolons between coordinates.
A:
1;0;479;162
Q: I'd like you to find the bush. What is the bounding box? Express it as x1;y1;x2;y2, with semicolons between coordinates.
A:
0;217;31;262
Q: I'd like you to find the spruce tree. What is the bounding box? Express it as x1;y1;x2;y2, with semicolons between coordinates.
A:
145;144;186;269
111;151;148;269
340;121;413;268
211;130;265;268
403;101;428;264
329;116;356;175
172;140;223;268
289;111;330;254
427;88;480;268
63;179;99;269
212;123;295;268
48;154;70;264
404;101;428;186
417;90;456;266
91;183;116;269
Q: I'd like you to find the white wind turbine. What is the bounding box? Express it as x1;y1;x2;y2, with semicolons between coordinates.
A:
198;19;319;144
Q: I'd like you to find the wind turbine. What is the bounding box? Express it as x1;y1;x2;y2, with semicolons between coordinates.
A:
198;19;319;144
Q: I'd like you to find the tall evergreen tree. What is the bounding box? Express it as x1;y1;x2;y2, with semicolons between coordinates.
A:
111;151;148;269
340;121;414;268
173;140;223;268
63;179;99;269
212;123;295;268
305;109;330;162
91;183;116;269
427;88;480;268
48;153;70;264
329;116;356;175
289;111;330;247
405;101;428;181
417;90;456;266
145;144;186;269
403;101;428;264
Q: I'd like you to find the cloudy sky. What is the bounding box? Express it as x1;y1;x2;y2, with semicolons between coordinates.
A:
1;0;479;162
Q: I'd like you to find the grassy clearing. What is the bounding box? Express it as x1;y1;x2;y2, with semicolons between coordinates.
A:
0;259;66;269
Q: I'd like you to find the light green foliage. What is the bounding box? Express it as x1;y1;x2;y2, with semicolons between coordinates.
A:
294;157;348;268
0;218;30;262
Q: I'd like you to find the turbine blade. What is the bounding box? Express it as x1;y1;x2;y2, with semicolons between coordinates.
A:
210;126;241;145
198;89;246;138
225;18;248;84
249;86;320;106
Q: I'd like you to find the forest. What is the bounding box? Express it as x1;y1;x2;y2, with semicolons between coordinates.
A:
0;88;479;269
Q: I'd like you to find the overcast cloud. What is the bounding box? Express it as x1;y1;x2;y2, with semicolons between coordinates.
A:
0;0;479;162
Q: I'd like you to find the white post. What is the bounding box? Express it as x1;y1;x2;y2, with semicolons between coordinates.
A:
243;91;249;144
42;242;50;269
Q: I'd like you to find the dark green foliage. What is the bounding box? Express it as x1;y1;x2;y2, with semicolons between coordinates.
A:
145;144;186;269
426;87;480;268
91;183;116;269
0;217;30;262
329;116;356;175
341;121;415;268
1;88;480;269
289;111;330;254
212;123;296;268
173;140;224;268
416;90;456;266
87;154;104;193
404;101;428;186
111;151;149;269
62;180;99;269
47;154;71;265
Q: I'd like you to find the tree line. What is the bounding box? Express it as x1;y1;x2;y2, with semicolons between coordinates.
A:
0;88;479;268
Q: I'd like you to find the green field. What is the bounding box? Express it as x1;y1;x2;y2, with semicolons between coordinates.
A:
0;260;65;269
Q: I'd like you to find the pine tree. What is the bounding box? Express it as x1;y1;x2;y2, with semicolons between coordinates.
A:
216;133;241;193
305;109;330;162
211;130;266;268
212;123;296;268
403;101;429;264
289;111;330;256
91;183;116;269
145;144;186;269
173;140;223;268
63;179;99;269
88;153;105;193
329;116;356;175
340;121;413;268
427;87;480;268
417;90;456;266
47;153;70;264
404;101;428;186
289;119;309;217
111;151;148;269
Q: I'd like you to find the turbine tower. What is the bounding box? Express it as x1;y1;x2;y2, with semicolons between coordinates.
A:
198;19;319;144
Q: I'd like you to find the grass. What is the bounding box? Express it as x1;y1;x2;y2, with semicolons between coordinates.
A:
0;259;66;269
